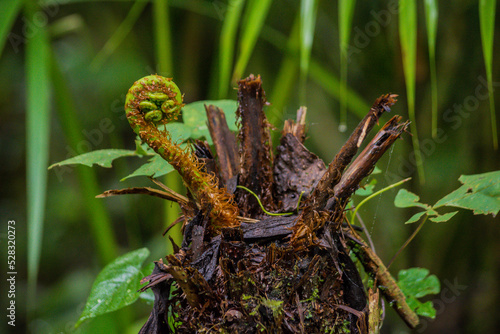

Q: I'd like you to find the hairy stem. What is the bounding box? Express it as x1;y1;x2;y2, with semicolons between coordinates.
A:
125;75;239;229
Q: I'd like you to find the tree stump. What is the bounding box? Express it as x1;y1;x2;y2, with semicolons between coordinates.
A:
138;75;418;333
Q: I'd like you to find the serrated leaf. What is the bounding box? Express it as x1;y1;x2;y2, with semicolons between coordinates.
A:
405;211;427;224
394;189;429;209
49;149;138;169
397;267;440;319
76;248;150;327
434;170;500;216
121;154;174;181
429;211;458;223
182;100;239;143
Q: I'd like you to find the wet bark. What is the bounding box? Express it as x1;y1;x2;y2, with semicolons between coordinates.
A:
115;77;418;333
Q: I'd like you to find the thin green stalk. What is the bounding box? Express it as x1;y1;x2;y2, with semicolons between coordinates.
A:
152;0;184;248
164;172;183;252
218;0;246;99
338;0;356;132
387;215;428;269
90;0;147;70
479;0;498;149
25;0;51;307
351;178;411;225
424;0;438;138
399;0;425;183
237;186;294;216
51;54;119;265
153;0;173;76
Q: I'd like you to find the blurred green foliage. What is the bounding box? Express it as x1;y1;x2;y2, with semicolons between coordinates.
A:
0;0;498;333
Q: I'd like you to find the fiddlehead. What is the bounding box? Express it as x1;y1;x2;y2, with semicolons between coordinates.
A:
125;75;239;229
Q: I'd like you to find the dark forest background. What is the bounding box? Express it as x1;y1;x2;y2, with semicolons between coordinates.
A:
0;0;498;333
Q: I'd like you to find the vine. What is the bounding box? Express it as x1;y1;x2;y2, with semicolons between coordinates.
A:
124;75;239;229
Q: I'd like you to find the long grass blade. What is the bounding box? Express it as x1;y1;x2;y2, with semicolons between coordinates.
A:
268;15;301;128
399;0;425;183
479;0;498;149
25;0;51;305
51;54;119;265
218;0;246;99
309;60;370;119
299;0;319;103
338;0;356;132
424;0;438;138
90;0;148;71
232;0;273;82
153;0;173;76
0;0;22;54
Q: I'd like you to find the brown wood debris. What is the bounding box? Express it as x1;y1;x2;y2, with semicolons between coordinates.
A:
110;76;420;333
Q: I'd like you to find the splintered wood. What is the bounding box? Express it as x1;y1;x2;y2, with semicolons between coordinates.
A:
115;76;418;333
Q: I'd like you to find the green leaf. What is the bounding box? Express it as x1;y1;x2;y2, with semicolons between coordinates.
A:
398;267;440;319
48;149;138;169
162;122;193;143
182;100;239;143
479;0;498;149
354;179;377;197
232;0;273;81
399;0;425;183
434;170;500;216
76;248;150;327
135;139;151;156
26;0;51;303
394;189;429;209
405;211;427;224
429;211;458;223
121;154;175;181
218;0;246;98
371;166;382;175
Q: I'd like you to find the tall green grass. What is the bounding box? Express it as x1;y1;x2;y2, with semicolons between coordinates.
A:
232;0;273;82
218;0;246;99
338;0;356;132
299;0;319;103
25;0;51;306
479;0;498;149
399;0;425;183
424;0;438;138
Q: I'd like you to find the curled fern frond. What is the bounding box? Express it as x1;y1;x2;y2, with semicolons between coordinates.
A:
125;75;239;229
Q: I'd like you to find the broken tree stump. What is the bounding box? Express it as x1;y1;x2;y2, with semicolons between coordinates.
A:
115;75;417;333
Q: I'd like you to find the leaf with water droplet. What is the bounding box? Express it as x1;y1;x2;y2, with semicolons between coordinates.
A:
76;248;150;327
